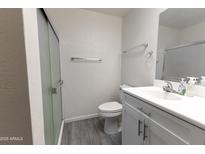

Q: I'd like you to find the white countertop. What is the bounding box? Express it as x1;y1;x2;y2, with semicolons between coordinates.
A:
122;86;205;131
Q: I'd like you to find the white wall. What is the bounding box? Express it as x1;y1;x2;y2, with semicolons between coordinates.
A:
45;9;122;120
122;8;164;86
158;21;205;49
180;21;205;43
158;25;180;50
156;25;180;79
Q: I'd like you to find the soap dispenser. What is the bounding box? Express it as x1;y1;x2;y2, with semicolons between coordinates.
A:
200;76;205;86
186;77;197;97
178;78;186;96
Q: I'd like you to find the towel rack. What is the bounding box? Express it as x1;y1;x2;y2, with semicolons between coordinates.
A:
70;57;102;63
122;43;148;54
164;39;205;51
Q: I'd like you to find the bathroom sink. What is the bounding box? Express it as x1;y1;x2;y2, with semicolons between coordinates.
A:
142;89;183;101
124;86;183;101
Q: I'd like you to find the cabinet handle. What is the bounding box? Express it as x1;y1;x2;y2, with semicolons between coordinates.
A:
143;123;148;141
142;111;151;117
137;107;151;117
138;120;142;136
137;107;143;111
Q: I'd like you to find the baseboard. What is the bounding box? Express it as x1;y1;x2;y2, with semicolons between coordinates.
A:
57;120;65;145
57;114;99;144
64;113;99;123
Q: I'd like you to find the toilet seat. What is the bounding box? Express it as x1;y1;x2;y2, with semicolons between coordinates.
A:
98;101;122;113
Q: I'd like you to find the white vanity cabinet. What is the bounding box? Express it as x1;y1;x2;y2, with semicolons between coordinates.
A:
122;104;144;145
122;92;205;145
146;115;187;145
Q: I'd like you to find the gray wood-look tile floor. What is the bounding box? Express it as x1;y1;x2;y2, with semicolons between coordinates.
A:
61;117;122;145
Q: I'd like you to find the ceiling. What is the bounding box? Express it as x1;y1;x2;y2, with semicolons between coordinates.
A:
84;8;132;17
160;8;205;29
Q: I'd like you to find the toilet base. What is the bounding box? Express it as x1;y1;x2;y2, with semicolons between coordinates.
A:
104;117;121;135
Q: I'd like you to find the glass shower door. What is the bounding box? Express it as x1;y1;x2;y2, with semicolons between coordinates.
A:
48;23;63;144
37;9;62;144
37;9;54;145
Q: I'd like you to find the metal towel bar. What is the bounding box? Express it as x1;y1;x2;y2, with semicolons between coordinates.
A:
70;57;102;63
165;39;205;51
122;43;148;54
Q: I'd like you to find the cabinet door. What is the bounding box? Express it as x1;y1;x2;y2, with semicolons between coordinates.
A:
122;104;144;145
145;118;188;145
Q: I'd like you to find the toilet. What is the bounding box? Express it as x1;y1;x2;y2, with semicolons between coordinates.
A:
98;101;122;134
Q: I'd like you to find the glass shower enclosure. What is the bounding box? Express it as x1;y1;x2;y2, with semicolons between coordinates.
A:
37;9;63;145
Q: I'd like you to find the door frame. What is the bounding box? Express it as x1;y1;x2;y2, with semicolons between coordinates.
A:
23;8;62;145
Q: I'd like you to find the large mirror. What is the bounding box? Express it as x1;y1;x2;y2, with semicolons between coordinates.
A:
156;8;205;82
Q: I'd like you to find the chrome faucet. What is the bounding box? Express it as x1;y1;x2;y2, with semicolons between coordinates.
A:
163;81;175;93
163;78;187;95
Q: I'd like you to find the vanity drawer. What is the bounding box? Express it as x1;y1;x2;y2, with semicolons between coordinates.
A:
123;93;149;112
123;92;205;144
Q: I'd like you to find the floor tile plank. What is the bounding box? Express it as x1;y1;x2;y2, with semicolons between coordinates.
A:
61;117;121;145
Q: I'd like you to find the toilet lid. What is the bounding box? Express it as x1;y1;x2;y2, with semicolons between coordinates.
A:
98;102;122;113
